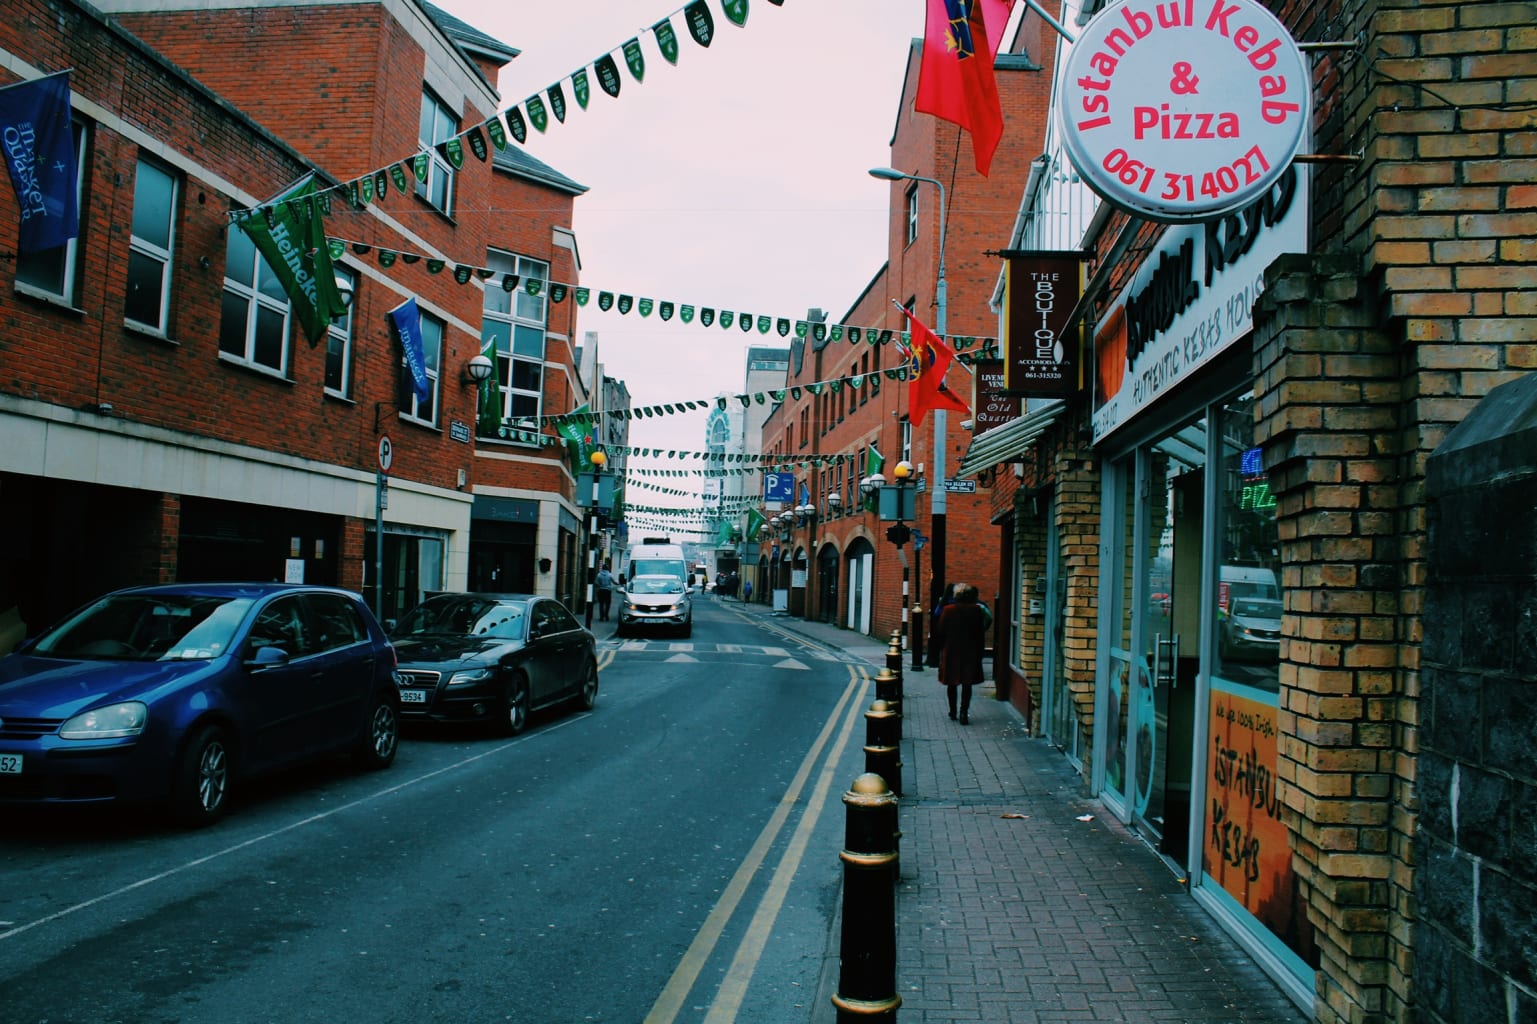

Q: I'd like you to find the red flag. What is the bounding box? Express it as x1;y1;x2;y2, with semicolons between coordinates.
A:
901;308;972;427
915;0;1013;176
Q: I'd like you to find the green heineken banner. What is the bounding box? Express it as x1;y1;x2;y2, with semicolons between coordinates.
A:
595;54;622;98
654;18;680;64
623;37;645;81
573;68;591;109
526;94;548;133
685;1;715;45
235;174;347;345
548;84;567;123
721;0;749;27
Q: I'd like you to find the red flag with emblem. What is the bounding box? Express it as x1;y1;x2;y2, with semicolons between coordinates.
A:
915;0;1013;176
901;308;971;427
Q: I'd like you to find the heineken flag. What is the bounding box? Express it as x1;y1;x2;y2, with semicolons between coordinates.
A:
722;0;749;26
716;519;732;546
557;404;597;469
0;71;78;254
595;55;622;98
623;37;645;82
653;18;680;64
477;330;502;433
237;174;348;345
684;1;715;46
527;95;548;133
466;126;487;161
389;297;432;405
548;84;567;123
573;69;591;109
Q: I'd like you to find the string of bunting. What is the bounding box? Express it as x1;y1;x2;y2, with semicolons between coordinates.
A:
230;0;783;223
324;236;995;355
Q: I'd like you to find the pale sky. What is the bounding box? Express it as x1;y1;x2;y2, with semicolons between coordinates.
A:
437;1;927;486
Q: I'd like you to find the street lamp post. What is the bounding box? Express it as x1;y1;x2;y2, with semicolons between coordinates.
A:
870;166;949;622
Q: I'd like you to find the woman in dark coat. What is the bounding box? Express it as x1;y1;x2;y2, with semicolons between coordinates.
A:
933;585;987;724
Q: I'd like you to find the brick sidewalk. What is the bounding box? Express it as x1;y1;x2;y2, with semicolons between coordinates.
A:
737;603;1310;1023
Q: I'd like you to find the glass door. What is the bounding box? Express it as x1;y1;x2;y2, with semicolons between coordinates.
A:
1131;419;1206;862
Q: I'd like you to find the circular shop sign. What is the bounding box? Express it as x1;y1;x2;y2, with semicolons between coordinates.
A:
1058;0;1309;222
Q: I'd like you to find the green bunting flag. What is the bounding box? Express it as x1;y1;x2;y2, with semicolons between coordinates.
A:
508;107;528;143
549;283;567;303
426;259;445;274
684;1;715;45
440;137;464;169
502;274;519;292
575;287;590;306
236;174;348;346
572;69;591;110
639;297;653;317
617;294;633;314
378;250;397;268
466;126;488;161
813;323;826;341
359;175;374;205
720;310;733;329
390;164;409;193
526;95;548;133
753;392;765;404
525;278;542;296
374;169;390;196
680;304;694;323
830;325;843;341
790;386;801;400
653;18;680;64
476;267;496;280
412;151;430;181
623;37;645;82
486;115;507;150
548;84;567;123
722;0;749;27
848;327;862;344
701;308;714;326
454;265;473;284
795;320;808;338
758;315;771;334
740;314;753;332
659;301;674;321
595;55;622;98
598;291;614;310
477;326;502;435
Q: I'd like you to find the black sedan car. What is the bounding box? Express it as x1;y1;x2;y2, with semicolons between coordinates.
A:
390;594;598;736
0;583;400;826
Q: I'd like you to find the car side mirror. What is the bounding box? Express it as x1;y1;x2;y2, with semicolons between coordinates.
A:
245;645;291;669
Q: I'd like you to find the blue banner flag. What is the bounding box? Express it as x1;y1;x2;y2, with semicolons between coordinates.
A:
388;298;432;404
0;72;79;254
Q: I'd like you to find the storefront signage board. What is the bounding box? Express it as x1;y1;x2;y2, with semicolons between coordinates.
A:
974;359;1021;433
1091;165;1308;443
1059;0;1310;222
1002;251;1086;395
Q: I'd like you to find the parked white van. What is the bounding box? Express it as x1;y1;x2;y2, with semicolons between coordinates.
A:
618;541;692;638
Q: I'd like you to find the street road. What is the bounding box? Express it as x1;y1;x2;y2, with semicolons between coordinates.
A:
0;596;874;1024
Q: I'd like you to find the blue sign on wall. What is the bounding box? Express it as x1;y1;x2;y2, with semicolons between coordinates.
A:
764;472;795;503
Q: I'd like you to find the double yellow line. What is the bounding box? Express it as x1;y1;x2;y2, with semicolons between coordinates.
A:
643;663;871;1023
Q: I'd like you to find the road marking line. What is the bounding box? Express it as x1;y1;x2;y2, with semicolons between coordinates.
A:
703;663;867;1022
642;669;866;1024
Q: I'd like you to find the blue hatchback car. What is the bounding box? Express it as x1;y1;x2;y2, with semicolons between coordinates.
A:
0;583;401;826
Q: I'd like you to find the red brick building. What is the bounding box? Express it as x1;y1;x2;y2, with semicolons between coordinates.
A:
0;0;592;634
758;14;1059;649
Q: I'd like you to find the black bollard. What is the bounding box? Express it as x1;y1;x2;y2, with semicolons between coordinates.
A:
910;606;924;672
864;698;902;797
885;636;904;694
874;666;901;724
832;773;901;1022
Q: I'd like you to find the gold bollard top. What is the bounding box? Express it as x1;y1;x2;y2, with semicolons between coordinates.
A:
875;667;897;682
851;772;890;795
870;699;889;713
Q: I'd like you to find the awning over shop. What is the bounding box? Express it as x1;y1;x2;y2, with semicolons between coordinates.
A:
956;400;1067;477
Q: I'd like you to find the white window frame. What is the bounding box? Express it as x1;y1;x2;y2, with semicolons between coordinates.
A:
325;267;356;398
482;250;548;437
905;185;919;246
125;157;177;334
399;309;443;426
417;89;458;214
220;220;291;376
14;119;86;306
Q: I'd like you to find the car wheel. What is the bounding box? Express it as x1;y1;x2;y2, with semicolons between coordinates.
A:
575;658;599;711
171;725;232;827
497;674;529;737
352;693;399;770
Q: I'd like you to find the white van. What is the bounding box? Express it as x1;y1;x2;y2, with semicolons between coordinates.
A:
618;541;692;638
1218;565;1279;609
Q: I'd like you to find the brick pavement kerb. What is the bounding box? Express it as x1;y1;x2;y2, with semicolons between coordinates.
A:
730;598;1308;1024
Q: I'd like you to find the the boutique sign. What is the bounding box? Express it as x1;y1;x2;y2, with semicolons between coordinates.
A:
1058;0;1309;222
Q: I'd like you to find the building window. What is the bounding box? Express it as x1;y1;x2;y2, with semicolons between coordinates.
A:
125;158;178;334
901;419;912;465
399;309;443;425
417;89;458;214
481;250;548;432
325;267;356;397
15;119;86;304
219;218;291;375
905;185;919;246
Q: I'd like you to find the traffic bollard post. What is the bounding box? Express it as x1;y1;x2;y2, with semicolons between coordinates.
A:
863;698;902;797
832;773;901;1023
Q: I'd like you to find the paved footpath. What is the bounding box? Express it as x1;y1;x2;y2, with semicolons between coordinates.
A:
734;600;1310;1024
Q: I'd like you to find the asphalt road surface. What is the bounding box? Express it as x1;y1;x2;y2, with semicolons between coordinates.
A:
0;596;874;1024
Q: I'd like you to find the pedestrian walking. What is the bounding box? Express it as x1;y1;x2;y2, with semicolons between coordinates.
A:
743;579;752;603
927;581;965;669
595;563;615;622
932;585;987;724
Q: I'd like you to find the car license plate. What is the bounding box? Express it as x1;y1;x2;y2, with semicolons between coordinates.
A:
400;690;428;704
0;753;21;774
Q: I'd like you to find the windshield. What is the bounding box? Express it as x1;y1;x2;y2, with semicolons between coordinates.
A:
629;558;686;581
33;594;254;661
628;576;685;595
1232;599;1281;619
393;596;527;639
